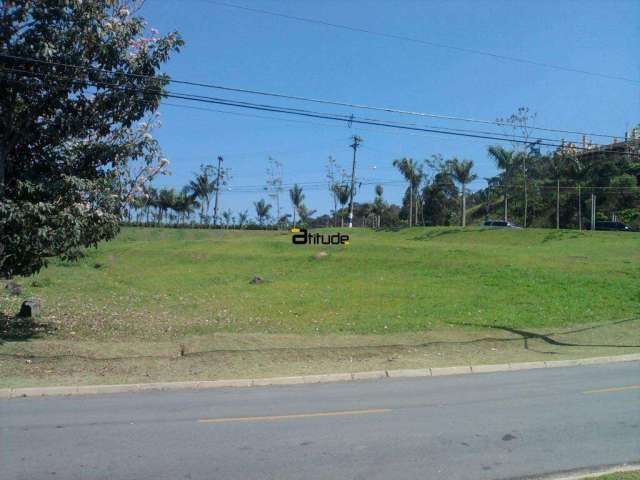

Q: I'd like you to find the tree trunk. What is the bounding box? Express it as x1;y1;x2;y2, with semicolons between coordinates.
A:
462;184;467;227
0;142;7;201
504;192;508;222
556;178;560;229
409;184;413;228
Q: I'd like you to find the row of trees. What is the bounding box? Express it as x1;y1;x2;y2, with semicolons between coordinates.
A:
130;134;639;231
126;153;479;229
381;138;639;230
481;142;640;228
378;108;640;229
127;174;318;228
392;157;477;227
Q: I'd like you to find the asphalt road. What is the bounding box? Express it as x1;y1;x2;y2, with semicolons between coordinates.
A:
2;363;639;480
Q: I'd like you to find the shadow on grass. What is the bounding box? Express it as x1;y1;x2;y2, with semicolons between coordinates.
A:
0;314;56;343
1;317;638;362
449;317;640;351
541;230;584;243
412;228;491;241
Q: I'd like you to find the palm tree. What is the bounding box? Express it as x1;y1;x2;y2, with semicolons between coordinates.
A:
289;184;304;226
237;210;249;229
298;204;316;226
277;213;291;229
487;146;515;222
222;209;233;228
393;158;422;227
173;188;198;224
333;184;350;227
145;186;159;224
130;196;146;223
172;192;186;224
450;159;477;227
187;167;216;224
254;199;272;226
157;188;177;225
373;184;384;228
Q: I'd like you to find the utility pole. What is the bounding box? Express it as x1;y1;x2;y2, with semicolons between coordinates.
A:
523;155;528;228
347;135;362;228
578;185;582;231
213;155;223;226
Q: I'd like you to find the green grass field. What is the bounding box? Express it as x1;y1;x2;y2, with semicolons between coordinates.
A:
1;226;639;387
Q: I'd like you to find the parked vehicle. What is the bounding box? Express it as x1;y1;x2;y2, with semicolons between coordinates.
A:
594;221;636;232
483;220;521;229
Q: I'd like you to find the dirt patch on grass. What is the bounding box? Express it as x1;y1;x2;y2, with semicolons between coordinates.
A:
1;319;638;388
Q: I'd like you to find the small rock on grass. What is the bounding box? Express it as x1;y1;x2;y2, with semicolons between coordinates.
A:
18;299;41;318
250;276;264;285
4;280;23;296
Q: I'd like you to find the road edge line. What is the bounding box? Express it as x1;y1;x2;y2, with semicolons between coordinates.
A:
2;353;639;399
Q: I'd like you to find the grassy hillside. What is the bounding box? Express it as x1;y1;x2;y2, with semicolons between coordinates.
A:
3;226;639;338
2;226;639;387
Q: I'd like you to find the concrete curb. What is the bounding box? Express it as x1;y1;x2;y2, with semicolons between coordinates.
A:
533;462;640;479
2;353;639;400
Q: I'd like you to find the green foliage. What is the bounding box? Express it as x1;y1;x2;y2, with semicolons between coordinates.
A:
330;184;352;226
253;199;272;225
186;165;217;224
393;157;423;225
449;158;478;187
0;0;183;277
479;143;640;227
289;183;304;225
0;176;120;275
618;209;639;225
422;172;459;225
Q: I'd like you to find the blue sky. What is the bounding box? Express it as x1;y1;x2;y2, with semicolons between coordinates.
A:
141;0;639;217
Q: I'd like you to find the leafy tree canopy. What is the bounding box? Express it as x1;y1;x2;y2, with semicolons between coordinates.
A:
0;0;183;277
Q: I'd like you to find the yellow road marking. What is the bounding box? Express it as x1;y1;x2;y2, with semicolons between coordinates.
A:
199;408;391;424
583;384;640;394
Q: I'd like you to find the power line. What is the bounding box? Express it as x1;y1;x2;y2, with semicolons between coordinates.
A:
3;65;629;154
2;63;545;151
0;53;624;139
201;0;640;86
161;101;545;152
2;65;638;162
164;102;639;166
